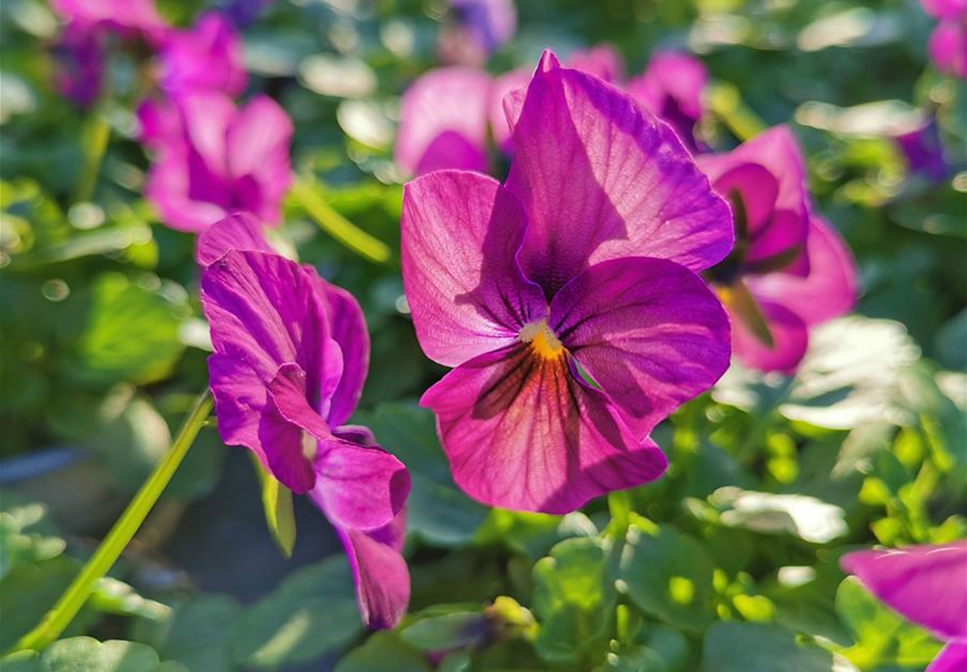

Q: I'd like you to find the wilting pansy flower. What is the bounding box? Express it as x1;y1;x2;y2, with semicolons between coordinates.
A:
138;91;292;232
439;0;516;65
842;541;967;672
627;51;709;153
53;23;104;108
920;0;967;78
200;213;411;629
401;52;732;513
157;12;246;98
697;126;857;373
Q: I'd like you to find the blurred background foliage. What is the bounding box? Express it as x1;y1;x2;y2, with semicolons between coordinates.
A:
0;0;965;670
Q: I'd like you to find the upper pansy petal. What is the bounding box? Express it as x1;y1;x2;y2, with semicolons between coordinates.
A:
549;257;731;439
395;67;492;175
928;643;967;672
179;91;237;178
196;212;273;266
401;170;546;367
226;95;293;181
746;217;857;326
627;51;707;121
159;12;247;97
728;294;809;374
335;512;410;630
201;251;331;490
841;541;967;643
421;344;668;513
506;51;732;295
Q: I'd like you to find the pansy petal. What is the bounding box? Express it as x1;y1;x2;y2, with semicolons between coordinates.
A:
929;20;967;79
395;67;492;175
315;280;370;427
196;212;272;266
310;442;410;532
490;68;529;152
421;344;668;513
335;512;410;630
179;91;237;177
627;51;707;122
693;161;779;234
506;51;731;295
548;257;731;438
841;541;967;642
928;643;967;672
728;295;809;374
226;95;293;181
401;170;546;367
145;151;228;232
201;251;331;491
746;217;857;326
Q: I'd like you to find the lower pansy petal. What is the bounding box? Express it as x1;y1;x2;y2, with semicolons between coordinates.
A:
402;170;546;367
421;344;668;514
548;257;731;439
928;643;967;672
729;295;808;374
336;512;410;630
746;216;857;326
841;541;967;643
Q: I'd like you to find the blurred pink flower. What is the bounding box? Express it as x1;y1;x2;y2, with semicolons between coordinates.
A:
138;91;292;232
157;12;247;97
920;0;967;78
438;0;516;65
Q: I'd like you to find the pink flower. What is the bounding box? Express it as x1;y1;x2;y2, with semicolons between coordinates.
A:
401;52;732;513
200;213;411;629
626;51;709;153
697;126;857;373
842;541;967;672
157;12;247;98
49;0;169;42
920;0;967;78
138;91;292;233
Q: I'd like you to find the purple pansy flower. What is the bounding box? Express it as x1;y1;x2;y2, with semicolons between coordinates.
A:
157;12;247;98
895;116;949;183
627;51;709;153
841;541;967;672
199;213;411;629
401;52;732;513
697;126;857;373
138;91;293;232
438;0;516;65
921;0;967;78
52;23;104;108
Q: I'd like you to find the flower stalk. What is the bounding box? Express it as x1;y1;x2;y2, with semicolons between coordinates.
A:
12;390;213;653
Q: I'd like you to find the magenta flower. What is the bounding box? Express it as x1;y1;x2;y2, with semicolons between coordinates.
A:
696;126;857;373
627;51;709;153
157;12;247;98
138;91;292;232
401;52;732;513
199;213;411;629
921;0;967;78
841;541;967;672
895;117;949;183
438;0;516;64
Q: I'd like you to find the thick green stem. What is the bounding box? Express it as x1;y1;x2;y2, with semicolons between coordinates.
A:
12;390;213;653
290;176;392;264
73;113;111;204
708;82;766;142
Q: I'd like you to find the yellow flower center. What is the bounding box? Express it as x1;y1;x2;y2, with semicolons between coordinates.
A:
519;320;565;359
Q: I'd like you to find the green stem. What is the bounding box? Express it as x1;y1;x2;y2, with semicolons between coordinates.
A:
73;112;111;204
708;82;766;142
290;176;392;264
12;390;213;653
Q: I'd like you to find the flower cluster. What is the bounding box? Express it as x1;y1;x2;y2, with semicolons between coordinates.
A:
199;213;411;629
402;51;733;513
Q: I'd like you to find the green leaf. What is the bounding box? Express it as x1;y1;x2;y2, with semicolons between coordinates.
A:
88;393;172;494
0;637;188;672
708;487;848;544
0;555;79;651
250;455;296;558
703;622;834;672
335;632;431;672
835;577;942;669
131;594;241;672
63;272;188;388
532;536;615;665
475;509;597;560
0;500;65;581
399;607;487;651
354;403;488;547
618;523;715;633
232;557;361;669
